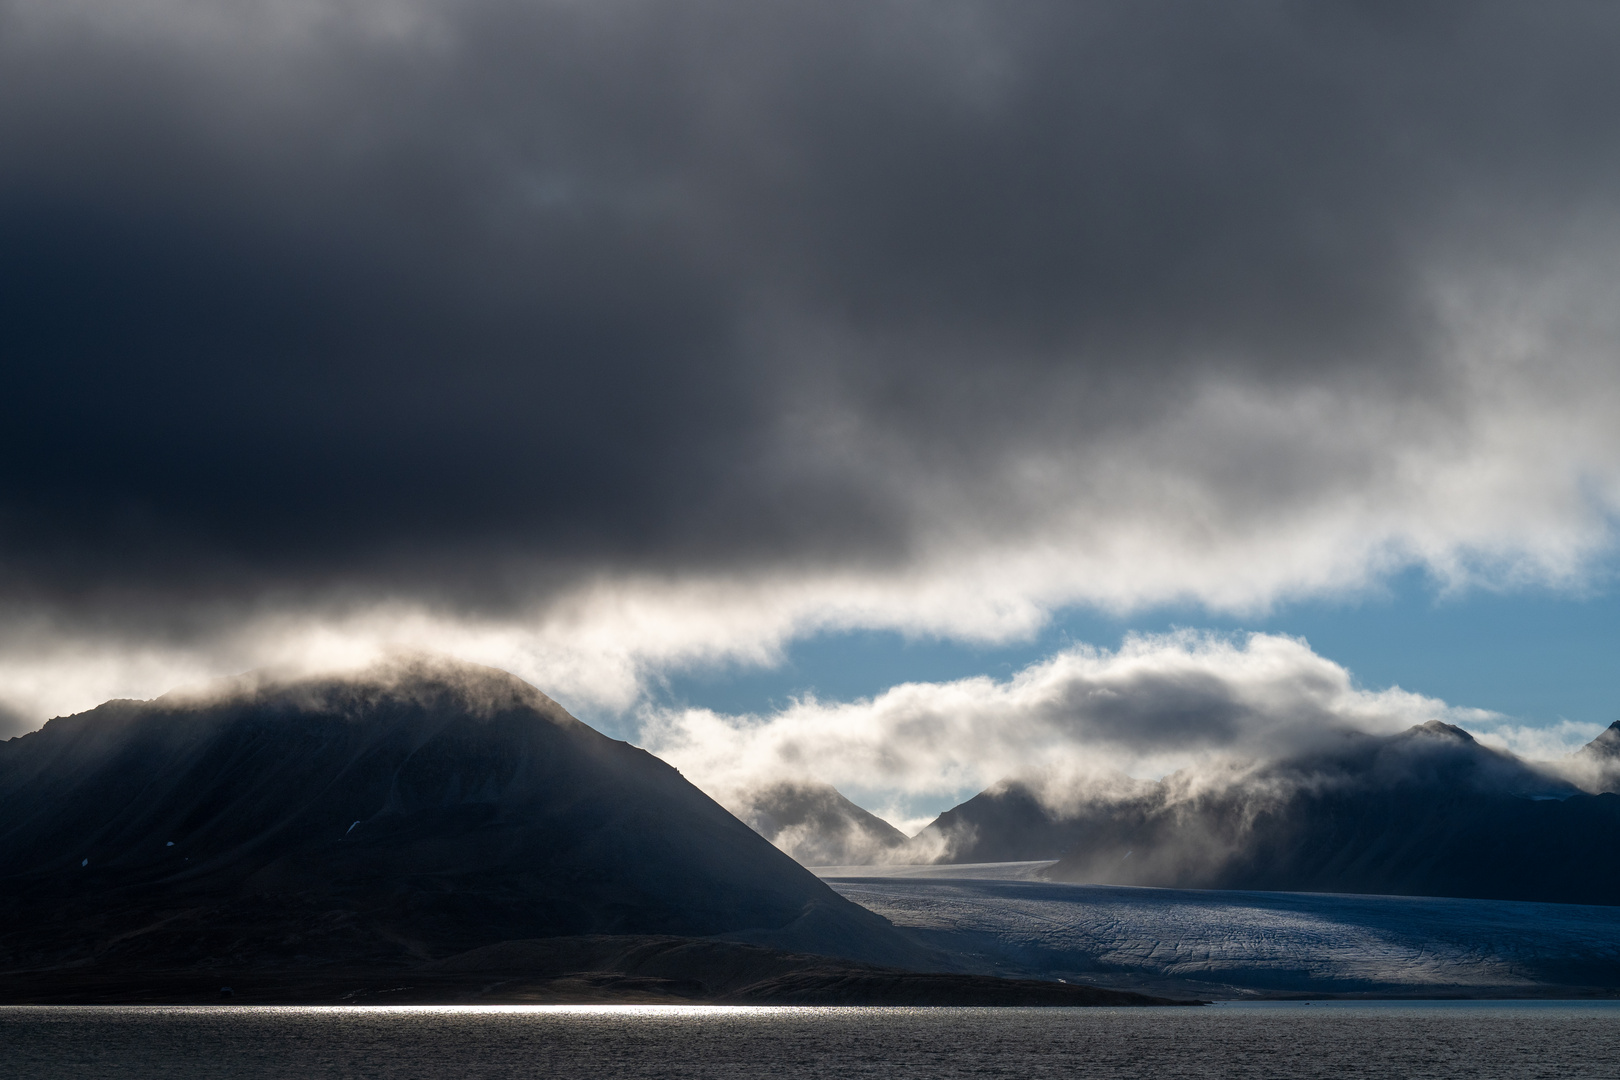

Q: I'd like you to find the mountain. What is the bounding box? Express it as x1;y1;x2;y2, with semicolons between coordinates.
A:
1574;721;1620;793
1580;722;1620;761
732;781;910;866
919;721;1620;905
0;657;920;976
918;768;1154;864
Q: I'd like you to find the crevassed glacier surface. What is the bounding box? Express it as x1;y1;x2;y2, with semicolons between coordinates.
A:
817;863;1620;997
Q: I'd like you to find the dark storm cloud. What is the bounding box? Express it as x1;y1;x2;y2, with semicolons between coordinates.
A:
3;0;1620;641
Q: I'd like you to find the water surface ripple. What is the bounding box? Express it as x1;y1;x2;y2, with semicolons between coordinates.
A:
4;1003;1619;1079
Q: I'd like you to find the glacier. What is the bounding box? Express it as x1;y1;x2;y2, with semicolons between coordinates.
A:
817;862;1620;998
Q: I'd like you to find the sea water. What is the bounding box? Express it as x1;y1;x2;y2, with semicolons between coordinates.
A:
3;1002;1618;1079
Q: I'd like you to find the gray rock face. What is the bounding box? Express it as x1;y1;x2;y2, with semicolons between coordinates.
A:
0;657;915;972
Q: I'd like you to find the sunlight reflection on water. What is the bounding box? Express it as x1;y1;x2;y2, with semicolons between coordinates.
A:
4;1002;1619;1079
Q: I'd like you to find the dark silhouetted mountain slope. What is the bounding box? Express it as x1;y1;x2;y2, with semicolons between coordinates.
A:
923;782;1092;865
0;657;918;974
918;721;1620;904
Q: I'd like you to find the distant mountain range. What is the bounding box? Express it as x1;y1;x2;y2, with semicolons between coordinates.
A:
758;720;1620;906
5;656;1615;1004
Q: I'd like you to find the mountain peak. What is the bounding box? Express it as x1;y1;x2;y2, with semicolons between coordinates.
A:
155;652;568;719
730;781;910;867
1577;720;1620;761
1408;719;1476;742
1;664;915;972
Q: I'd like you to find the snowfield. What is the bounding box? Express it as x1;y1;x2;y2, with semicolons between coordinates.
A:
816;863;1620;998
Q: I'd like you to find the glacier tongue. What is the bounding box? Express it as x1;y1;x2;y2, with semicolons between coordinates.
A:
818;865;1620;998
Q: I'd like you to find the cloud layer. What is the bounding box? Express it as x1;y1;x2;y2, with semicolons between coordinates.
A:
641;630;1576;830
5;2;1620;720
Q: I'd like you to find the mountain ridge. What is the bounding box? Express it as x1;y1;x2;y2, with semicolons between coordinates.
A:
0;657;924;975
815;719;1620;905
